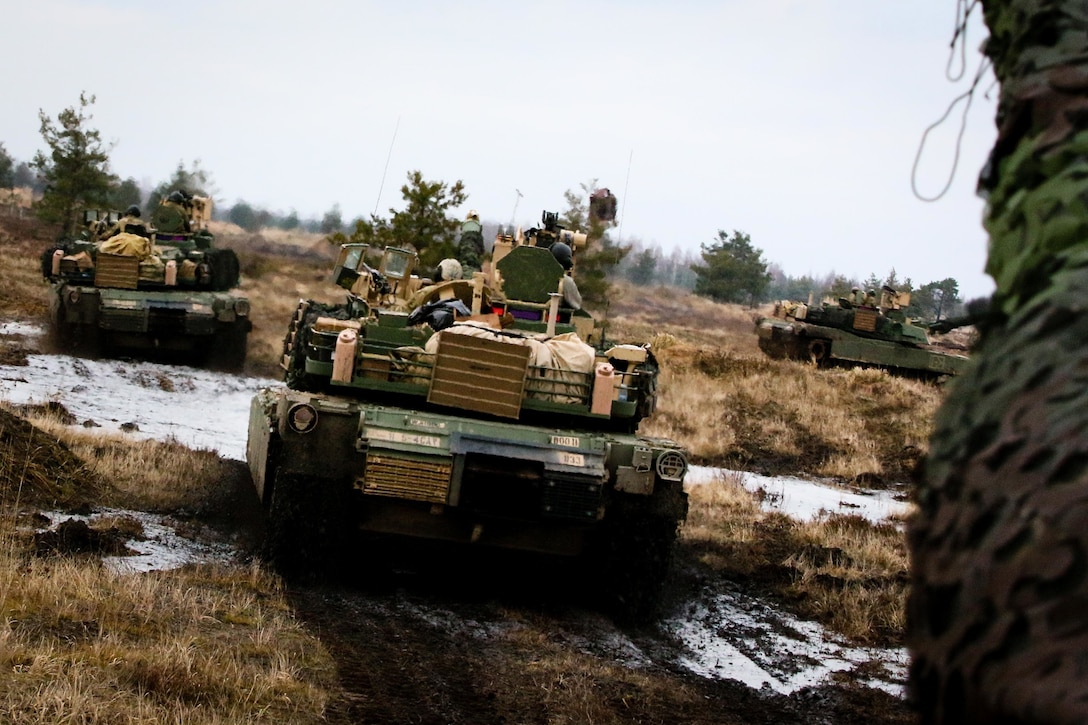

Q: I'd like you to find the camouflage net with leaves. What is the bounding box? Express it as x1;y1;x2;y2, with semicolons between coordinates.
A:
909;2;1088;723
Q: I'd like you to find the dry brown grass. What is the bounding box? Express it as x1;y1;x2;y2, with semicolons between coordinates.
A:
0;409;336;723
604;281;945;485
0;552;334;723
25;409;244;514
0;252;50;322
683;473;908;645
494;609;706;723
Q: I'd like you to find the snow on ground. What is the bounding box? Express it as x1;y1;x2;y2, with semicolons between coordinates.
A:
664;582;907;696
686;465;913;523
0;322;276;461
37;508;237;574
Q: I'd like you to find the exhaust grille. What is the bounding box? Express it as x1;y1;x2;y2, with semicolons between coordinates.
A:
359;454;451;504
541;473;603;521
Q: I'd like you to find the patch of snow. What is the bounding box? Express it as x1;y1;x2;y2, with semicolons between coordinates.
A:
0;343;276;461
663;581;907;696
0;321;46;339
686;465;911;523
39;508;237;574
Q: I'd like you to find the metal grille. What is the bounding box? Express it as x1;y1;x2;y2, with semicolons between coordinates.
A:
428;334;530;418
100;309;145;332
853;309;878;332
540;473;603;520
359;454;451;504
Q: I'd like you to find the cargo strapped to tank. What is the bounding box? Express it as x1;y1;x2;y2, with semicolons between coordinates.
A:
427;332;531;418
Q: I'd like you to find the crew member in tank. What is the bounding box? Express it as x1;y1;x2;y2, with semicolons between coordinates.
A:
107;205;151;239
551;242;581;310
434;257;463;283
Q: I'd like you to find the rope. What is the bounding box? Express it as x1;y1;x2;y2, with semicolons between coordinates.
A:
911;0;990;203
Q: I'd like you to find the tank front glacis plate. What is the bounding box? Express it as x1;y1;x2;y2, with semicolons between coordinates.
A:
57;284;250;335
358;405;608;478
268;391;685;514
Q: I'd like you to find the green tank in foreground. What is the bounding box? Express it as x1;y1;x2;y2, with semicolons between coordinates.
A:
41;193;251;371
755;287;970;379
247;211;689;621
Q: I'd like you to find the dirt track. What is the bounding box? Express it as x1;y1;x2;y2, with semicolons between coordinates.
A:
284;550;914;724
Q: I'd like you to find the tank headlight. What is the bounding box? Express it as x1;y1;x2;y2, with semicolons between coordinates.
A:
287;403;318;434
234;299;250;316
655;450;687;482
67;288;81;303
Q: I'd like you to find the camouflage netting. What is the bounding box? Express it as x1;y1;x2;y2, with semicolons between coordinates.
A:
909;2;1088;723
0;407;104;513
978;0;1088;317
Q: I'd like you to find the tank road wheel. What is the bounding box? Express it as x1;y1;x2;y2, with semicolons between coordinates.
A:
263;471;350;581
807;338;830;367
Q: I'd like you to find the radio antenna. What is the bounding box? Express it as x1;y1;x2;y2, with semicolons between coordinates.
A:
618;149;633;240
373;116;401;216
510;188;523;228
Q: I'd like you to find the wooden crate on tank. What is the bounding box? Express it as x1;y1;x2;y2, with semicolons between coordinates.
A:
94;253;140;289
428;333;530;418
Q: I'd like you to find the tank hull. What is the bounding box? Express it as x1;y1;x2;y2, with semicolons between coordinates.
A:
756;317;969;377
49;282;251;369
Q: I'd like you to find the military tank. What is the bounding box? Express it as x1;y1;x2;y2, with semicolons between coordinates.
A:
247;210;689;621
755;286;970;378
41;192;251;371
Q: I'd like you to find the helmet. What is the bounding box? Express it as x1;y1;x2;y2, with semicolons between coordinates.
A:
436;258;463;282
124;205;141;218
167;190;186;204
551;241;573;270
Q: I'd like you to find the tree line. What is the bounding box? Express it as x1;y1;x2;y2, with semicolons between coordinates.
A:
6;91;968;320
613;230;967;322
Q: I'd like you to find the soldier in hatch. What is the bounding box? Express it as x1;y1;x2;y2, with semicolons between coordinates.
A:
456;210;485;274
106;205;151;239
551;241;582;310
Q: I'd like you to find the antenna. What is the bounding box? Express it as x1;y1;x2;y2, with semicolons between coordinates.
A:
618;149;633;240
373;116;401;216
510;188;523;227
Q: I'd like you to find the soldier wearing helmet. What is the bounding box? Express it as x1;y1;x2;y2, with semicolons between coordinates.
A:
551;241;581;310
107;204;151;239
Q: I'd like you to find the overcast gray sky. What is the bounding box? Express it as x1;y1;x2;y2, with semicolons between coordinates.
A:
2;1;998;299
